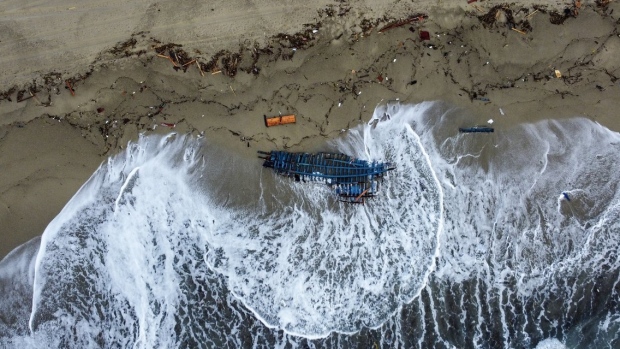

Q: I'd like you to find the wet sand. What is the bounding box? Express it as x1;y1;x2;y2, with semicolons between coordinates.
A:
1;0;619;258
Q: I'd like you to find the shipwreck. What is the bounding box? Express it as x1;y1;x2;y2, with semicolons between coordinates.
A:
258;151;395;203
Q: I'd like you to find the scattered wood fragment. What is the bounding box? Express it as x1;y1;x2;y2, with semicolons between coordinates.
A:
182;59;196;67
525;9;539;19
377;14;428;33
65;80;75;96
157;54;179;67
17;93;34;103
511;27;526;35
472;4;485;13
355;188;371;203
169;51;179;65
196;61;204;77
29;91;44;105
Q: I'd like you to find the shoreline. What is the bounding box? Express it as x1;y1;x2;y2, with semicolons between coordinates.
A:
1;1;620;258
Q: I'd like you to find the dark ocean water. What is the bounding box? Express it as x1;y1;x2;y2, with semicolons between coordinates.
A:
1;101;618;348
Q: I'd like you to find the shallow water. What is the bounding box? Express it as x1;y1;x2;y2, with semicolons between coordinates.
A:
1;101;618;348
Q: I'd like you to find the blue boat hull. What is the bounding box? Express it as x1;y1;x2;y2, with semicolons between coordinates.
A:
259;151;394;203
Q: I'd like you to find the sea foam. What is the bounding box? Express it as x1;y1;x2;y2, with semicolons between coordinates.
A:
1;101;618;348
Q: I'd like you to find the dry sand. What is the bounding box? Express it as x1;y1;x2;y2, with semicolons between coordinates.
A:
1;0;619;258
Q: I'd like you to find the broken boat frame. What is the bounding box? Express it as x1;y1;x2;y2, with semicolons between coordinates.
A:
258;151;395;203
459;125;494;133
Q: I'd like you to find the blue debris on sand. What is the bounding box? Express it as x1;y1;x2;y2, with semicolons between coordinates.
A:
563;192;571;201
459;126;494;133
258;151;395;203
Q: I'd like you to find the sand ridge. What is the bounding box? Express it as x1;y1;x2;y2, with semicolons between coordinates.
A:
0;0;580;89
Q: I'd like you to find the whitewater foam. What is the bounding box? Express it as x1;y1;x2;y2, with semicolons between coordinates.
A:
1;101;619;348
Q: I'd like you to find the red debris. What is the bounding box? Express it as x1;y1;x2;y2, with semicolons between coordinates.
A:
377;14;428;33
65;81;75;96
377;74;384;82
96;107;105;113
160;122;176;128
420;31;430;41
467;0;477;3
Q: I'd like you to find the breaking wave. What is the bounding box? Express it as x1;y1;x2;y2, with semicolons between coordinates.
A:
1;101;618;348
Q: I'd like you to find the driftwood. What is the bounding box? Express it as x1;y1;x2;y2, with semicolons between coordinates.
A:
377;14;428;33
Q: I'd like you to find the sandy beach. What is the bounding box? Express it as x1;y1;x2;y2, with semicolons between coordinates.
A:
1;0;619;259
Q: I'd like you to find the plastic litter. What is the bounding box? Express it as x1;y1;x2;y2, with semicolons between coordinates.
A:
264;114;296;127
459;126;494;133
